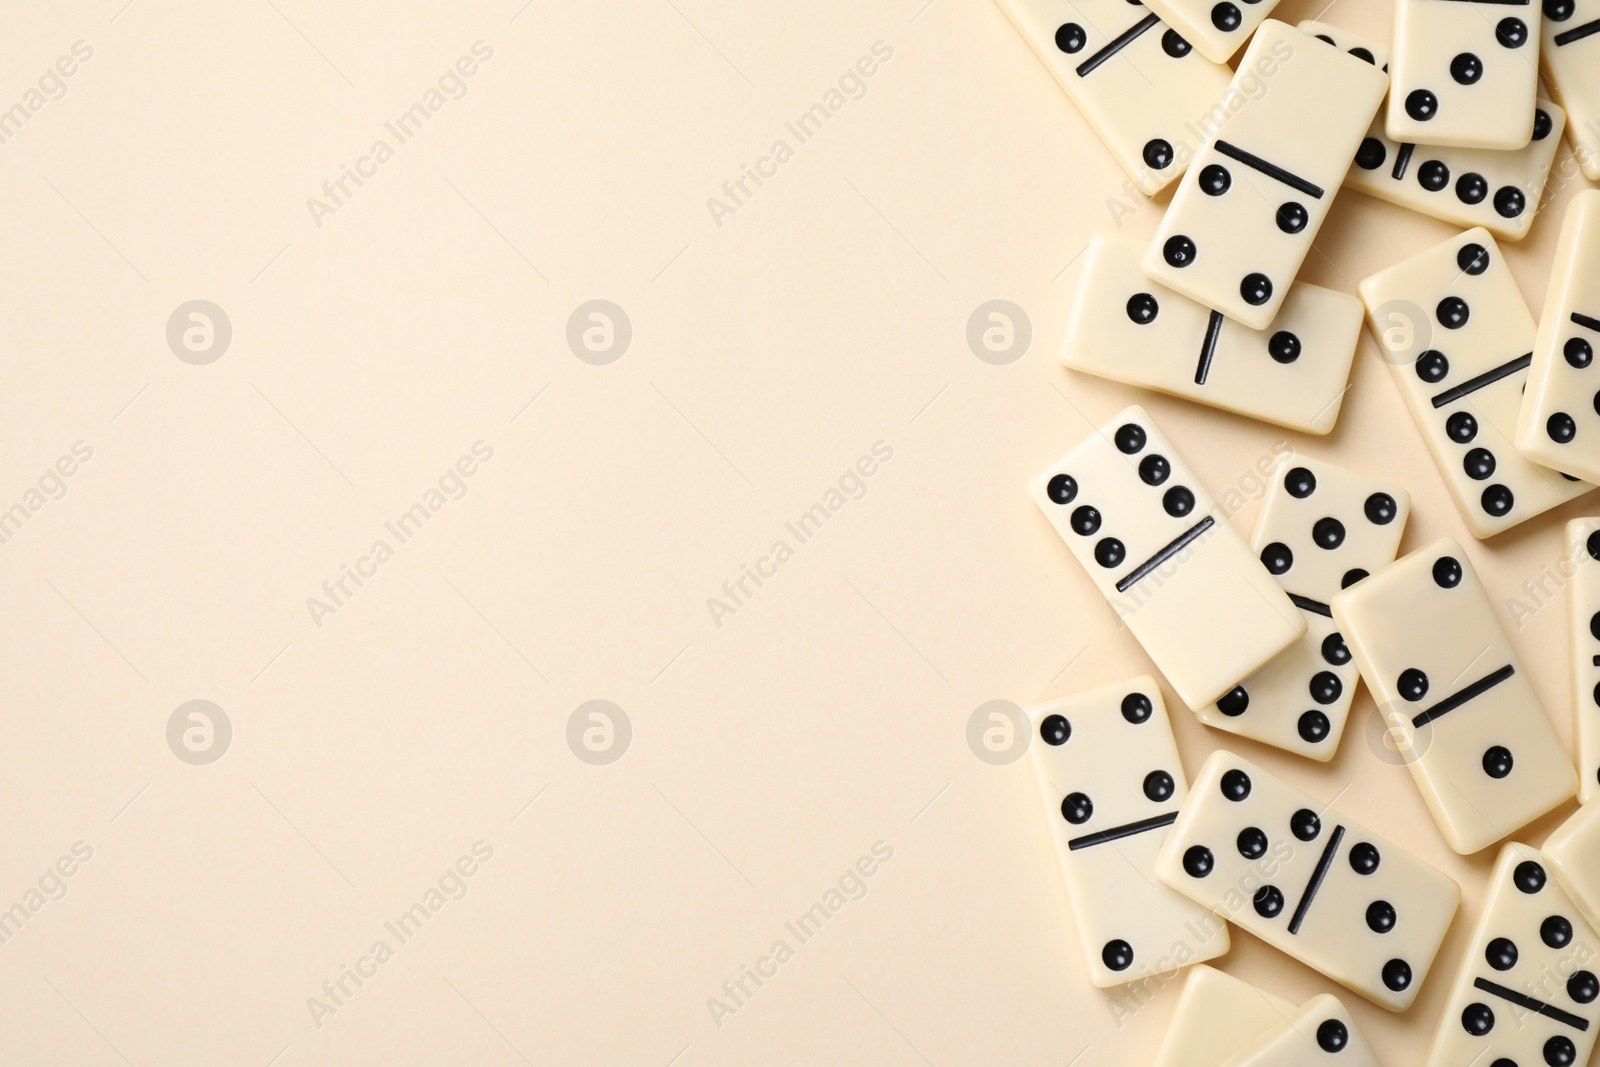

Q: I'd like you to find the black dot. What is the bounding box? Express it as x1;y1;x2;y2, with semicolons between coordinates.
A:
1285;467;1316;497
1103;939;1133;971
1592;610;1600;641
1483;484;1514;516
1546;1035;1578;1066
1276;204;1308;234
1433;556;1462;587
1162;29;1192;56
1309;672;1342;705
1316;1020;1347;1053
1447;411;1478;442
1349;842;1380;874
1241;273;1273;306
1406;89;1438;121
1144;770;1175;802
1218;686;1249;716
1211;2;1241;29
1342;568;1368;588
1122;692;1153;723
1461;1002;1495;1036
1356;138;1386;170
1140;454;1170;485
1495;187;1526;219
1398;668;1429;702
1497;16;1528;46
1237;826;1267;858
1055;23;1087;52
1536;109;1554;139
1114;423;1146;454
1438;296;1470;329
1164;486;1195;517
1291;808;1321;841
1070;505;1101;535
1261;542;1293;575
1199;164;1231;196
1455;172;1487;203
1269;331;1301;363
1313;517;1345;549
1459;243;1491;274
1548;0;1576;18
1047;474;1077;504
1323;633;1350;666
1568;970;1598;1003
1183;845;1214;877
1164;235;1197;268
1419;160;1450;192
1451;52;1483;83
1351;46;1375;63
1095;538;1125;568
1369;901;1397;933
1549;413;1577;443
1365;492;1398;524
1061;792;1093;823
1126;293;1159;324
1543;914;1574;948
1565;337;1592;367
1383;958;1412;990
1298;710;1330;743
1587;531;1600;561
1515;860;1547;893
1486;937;1519;970
1465;447;1496;480
1254;885;1284;917
1144;139;1174;170
1040;714;1070;745
1314;33;1335;43
1483;746;1514;778
1220;769;1251;801
1416;350;1449;382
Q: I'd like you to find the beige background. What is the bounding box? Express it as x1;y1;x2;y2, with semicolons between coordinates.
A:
1;0;1594;1063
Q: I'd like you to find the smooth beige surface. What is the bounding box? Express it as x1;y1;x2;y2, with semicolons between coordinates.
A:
1359;228;1594;538
1222;992;1383;1067
1332;538;1578;853
1519;189;1600;479
1025;677;1227;987
1155;751;1461;1011
1542;0;1600;180
3;1;1598;1064
1152;964;1299;1067
1144;20;1389;329
1063;232;1362;434
1565;518;1600;802
1422;842;1600;1067
1544;799;1600;930
1194;452;1409;760
1029;404;1306;709
1387;0;1540;150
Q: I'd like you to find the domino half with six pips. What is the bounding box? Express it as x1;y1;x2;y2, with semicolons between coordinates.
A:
1332;539;1578;854
1196;453;1409;760
1030;405;1305;709
996;0;1232;194
1143;20;1389;330
1155;751;1460;1010
1026;678;1228;986
1358;228;1594;538
1063;232;1363;434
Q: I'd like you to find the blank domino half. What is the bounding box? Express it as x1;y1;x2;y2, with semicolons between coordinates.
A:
996;0;1232;195
1566;517;1600;803
1025;678;1227;986
1517;190;1600;481
1156;751;1459;1010
1143;21;1389;331
1063;232;1362;435
1358;228;1593;538
1152;966;1298;1067
1332;539;1577;854
1029;405;1305;710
